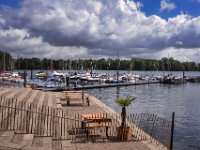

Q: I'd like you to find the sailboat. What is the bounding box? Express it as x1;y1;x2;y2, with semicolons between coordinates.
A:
162;55;183;84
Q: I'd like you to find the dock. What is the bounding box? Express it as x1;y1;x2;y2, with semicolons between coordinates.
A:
41;80;160;91
0;87;168;150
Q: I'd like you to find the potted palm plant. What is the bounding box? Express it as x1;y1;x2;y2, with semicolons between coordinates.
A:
115;96;135;140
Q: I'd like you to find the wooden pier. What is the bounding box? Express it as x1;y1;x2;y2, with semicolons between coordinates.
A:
42;80;160;91
0;88;169;150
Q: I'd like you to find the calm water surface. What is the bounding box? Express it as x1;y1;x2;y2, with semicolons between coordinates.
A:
86;82;200;150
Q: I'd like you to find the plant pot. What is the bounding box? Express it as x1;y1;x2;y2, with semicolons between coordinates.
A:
117;126;130;141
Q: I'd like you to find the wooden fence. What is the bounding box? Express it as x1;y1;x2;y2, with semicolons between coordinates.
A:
0;96;80;140
0;96;173;149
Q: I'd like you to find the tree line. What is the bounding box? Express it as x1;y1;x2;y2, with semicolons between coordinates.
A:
1;50;200;71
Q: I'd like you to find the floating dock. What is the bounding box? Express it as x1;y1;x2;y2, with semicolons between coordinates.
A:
42;80;160;91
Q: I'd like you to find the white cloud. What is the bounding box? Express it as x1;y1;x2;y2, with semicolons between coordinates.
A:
157;47;200;62
0;0;200;62
160;0;176;11
136;1;143;10
175;41;183;45
0;27;87;59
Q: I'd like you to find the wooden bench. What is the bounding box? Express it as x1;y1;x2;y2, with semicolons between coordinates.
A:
81;114;112;138
62;91;90;106
64;95;90;106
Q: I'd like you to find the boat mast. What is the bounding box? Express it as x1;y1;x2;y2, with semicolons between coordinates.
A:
117;51;120;83
10;57;13;72
50;58;53;72
3;52;5;72
69;59;71;70
107;60;110;79
130;58;133;74
90;61;93;77
62;59;64;71
168;53;170;71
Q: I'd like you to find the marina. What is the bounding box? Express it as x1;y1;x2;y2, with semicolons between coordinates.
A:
1;70;200;149
1;0;200;150
0;70;195;90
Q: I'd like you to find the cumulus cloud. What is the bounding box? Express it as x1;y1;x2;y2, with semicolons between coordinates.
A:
0;0;200;62
175;41;183;45
160;0;176;11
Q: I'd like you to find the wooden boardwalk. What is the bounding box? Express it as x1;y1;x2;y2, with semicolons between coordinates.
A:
0;87;167;150
0;87;63;108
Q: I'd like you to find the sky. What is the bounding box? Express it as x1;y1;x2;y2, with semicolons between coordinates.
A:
0;0;200;62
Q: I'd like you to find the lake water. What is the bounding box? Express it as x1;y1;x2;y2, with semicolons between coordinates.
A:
86;82;200;150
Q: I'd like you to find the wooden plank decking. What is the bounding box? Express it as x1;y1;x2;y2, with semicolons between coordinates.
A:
0;87;167;150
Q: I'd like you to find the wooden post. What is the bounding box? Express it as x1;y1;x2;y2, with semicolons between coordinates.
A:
64;112;66;138
117;71;119;83
31;67;33;80
30;103;34;134
1;99;4;129
61;110;63;137
24;70;27;88
82;90;84;105
47;106;49;136
170;112;175;150
66;77;69;87
67;96;70;106
86;97;90;106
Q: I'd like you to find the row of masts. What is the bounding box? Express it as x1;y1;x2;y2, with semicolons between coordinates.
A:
1;59;169;73
1;53;172;73
0;52;14;72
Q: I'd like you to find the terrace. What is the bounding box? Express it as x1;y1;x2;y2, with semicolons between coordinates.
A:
0;87;171;150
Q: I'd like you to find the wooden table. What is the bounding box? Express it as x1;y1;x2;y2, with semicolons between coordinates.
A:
64;95;90;106
81;114;112;138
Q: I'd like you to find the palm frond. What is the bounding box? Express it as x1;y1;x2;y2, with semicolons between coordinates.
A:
115;96;135;107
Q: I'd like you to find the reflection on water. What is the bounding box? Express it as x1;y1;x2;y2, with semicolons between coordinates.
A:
86;82;200;150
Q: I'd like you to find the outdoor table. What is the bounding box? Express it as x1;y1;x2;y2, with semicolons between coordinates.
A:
81;114;112;138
